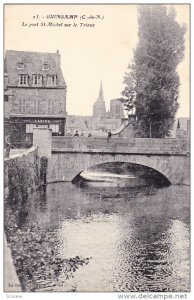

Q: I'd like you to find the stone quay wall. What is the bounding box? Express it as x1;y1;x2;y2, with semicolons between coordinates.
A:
4;147;42;291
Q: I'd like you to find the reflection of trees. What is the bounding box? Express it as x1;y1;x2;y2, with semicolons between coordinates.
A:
5;188;90;292
113;186;190;292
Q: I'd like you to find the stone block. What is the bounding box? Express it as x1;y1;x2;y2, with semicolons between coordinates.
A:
33;128;52;158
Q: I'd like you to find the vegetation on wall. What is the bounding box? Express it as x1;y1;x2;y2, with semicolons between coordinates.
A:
7;153;40;206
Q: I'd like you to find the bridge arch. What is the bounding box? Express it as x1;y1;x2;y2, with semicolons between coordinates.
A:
71;159;171;186
47;137;189;185
54;153;173;184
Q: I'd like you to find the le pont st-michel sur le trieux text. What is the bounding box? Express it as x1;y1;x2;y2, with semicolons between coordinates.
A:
22;14;105;28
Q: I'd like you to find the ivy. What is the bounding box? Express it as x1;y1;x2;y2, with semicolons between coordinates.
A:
6;151;46;207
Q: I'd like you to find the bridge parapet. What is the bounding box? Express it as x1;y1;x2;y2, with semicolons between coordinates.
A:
52;136;188;155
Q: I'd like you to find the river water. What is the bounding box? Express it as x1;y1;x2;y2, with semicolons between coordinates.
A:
19;179;190;292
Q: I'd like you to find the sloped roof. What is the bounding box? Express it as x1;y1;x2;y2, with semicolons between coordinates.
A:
4;50;66;87
112;123;126;135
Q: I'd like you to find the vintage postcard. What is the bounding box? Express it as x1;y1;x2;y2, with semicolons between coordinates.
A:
3;3;190;298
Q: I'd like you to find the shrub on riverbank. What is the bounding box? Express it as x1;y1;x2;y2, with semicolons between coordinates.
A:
4;198;91;292
6;151;41;207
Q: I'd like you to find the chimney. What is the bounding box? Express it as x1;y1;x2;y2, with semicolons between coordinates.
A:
56;50;60;66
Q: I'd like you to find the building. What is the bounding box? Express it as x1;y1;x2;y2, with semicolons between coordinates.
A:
110;99;124;119
92;82;124;119
66;115;96;136
4;50;67;146
93;81;106;117
66;82;124;136
112;114;137;138
174;118;190;139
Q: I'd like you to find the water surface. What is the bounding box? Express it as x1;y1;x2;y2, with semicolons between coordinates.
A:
22;181;190;292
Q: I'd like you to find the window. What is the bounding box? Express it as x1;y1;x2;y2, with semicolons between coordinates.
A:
19;99;38;114
33;75;43;86
47;75;57;86
49;124;59;133
18;75;28;86
48;99;56;114
19;99;27;113
42;63;49;71
26;124;36;133
17;62;24;70
37;124;49;129
26;124;49;133
33;99;38;113
4;95;9;102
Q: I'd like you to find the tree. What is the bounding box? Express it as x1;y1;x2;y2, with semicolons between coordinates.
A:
120;5;186;137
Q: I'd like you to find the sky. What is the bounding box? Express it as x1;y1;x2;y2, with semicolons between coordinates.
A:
4;4;190;118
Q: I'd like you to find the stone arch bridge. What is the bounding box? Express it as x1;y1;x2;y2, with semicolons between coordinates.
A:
46;136;190;185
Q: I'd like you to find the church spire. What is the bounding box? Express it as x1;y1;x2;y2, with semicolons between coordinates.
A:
97;80;104;102
93;80;106;117
177;119;180;129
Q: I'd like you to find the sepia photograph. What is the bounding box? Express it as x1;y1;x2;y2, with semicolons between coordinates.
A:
3;3;190;295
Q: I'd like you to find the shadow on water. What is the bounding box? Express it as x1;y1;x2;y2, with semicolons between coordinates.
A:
72;162;171;192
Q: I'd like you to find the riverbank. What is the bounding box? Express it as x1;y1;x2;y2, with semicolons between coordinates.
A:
4;234;22;292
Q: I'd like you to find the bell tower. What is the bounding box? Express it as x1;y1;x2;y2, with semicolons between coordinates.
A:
93;81;106;117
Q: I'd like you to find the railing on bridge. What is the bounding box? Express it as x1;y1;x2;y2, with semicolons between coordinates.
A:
52;136;188;155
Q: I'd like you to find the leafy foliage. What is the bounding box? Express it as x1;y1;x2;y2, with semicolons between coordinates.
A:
120;5;186;137
7;153;41;207
5;202;91;292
